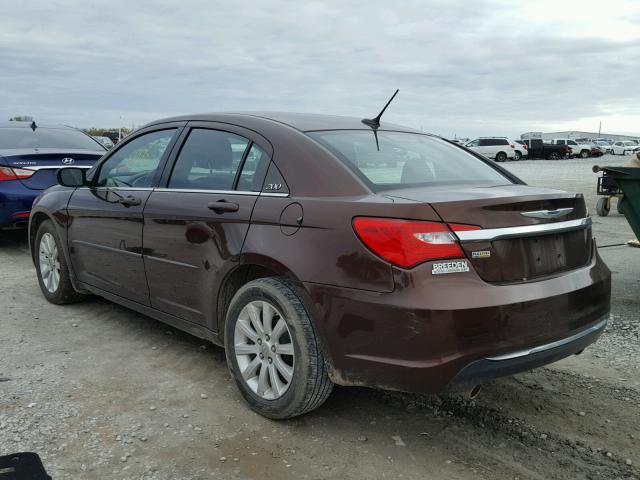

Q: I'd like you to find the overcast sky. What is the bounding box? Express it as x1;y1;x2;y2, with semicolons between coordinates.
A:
1;0;639;138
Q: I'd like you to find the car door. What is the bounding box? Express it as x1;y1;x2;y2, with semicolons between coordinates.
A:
465;138;480;155
613;142;621;154
142;123;272;329
477;139;494;158
66;125;183;303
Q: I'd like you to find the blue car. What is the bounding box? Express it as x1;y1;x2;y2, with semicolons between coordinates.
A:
0;122;106;229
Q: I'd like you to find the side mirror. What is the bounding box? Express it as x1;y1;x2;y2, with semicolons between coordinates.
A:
57;167;86;187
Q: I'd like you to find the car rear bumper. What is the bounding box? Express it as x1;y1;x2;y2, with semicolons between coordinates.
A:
304;244;611;394
445;316;606;389
0;182;40;228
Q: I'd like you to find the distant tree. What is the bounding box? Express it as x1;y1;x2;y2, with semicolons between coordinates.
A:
9;116;33;121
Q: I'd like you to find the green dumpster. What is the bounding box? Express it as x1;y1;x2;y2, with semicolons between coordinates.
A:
593;165;640;241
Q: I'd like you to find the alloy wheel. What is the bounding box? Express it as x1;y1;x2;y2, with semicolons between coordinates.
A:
234;300;295;400
39;233;60;293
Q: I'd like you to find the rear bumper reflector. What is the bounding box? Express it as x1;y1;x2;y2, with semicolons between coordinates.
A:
454;217;591;242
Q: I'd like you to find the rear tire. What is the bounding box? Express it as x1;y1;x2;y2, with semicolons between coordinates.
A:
514;151;522;161
580;150;590;158
495;152;507;162
224;277;333;419
596;197;610;217
547;152;561;160
35;220;86;304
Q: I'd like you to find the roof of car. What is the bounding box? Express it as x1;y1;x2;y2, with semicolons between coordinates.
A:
0;122;77;130
145;112;421;133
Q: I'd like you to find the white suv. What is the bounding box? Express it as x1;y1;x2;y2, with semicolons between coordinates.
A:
464;137;516;162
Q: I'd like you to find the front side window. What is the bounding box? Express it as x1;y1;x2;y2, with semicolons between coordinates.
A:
95;129;176;188
309;130;512;191
169;129;249;191
466;139;480;147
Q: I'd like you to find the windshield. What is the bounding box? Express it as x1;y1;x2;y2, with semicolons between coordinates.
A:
0;126;104;150
308;130;512;191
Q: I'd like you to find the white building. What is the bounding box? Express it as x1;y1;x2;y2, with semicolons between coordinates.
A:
528;131;640;142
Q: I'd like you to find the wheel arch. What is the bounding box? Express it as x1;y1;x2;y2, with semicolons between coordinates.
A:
29;211;53;264
215;256;334;371
216;255;307;342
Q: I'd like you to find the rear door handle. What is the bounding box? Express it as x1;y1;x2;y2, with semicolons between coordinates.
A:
208;199;239;214
119;195;141;207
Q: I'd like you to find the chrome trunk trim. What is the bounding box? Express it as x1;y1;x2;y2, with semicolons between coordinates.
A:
455;217;591;242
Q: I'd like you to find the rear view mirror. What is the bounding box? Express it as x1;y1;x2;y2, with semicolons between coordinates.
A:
57;167;86;187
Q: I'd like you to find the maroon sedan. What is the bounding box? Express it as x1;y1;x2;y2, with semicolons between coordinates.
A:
29;113;610;419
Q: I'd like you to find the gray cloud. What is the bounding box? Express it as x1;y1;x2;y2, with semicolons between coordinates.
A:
0;0;638;138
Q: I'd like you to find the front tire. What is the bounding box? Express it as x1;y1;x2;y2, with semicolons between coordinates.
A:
224;277;333;419
580;150;590;158
35;220;86;304
547;152;561;160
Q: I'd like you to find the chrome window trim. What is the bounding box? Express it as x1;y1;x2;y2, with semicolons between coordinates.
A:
153;188;259;196
485;318;607;361
77;187;155;191
74;186;291;196
152;187;290;197
260;192;290;197
455;217;592;242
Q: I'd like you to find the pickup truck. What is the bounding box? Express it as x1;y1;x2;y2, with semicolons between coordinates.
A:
523;139;572;160
548;139;593;158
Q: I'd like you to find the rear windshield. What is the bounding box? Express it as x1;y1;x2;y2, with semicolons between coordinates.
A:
308;130;512;190
0;127;103;150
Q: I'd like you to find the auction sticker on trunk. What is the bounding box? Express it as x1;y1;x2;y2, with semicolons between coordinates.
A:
432;260;470;275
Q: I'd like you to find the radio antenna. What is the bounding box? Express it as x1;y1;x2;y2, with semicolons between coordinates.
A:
362;89;399;129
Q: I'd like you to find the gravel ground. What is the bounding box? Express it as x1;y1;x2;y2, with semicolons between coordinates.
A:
1;154;638;479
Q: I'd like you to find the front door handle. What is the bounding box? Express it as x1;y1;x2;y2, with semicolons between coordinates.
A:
208;199;239;214
119;195;141;207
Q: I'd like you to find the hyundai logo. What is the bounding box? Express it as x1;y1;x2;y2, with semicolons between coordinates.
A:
61;158;75;165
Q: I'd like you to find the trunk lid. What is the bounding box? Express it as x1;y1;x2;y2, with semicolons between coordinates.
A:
385;184;592;282
0;149;103;190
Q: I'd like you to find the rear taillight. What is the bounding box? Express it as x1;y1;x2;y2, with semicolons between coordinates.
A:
352;217;480;268
0;166;35;181
523;144;528;150
510;144;515;149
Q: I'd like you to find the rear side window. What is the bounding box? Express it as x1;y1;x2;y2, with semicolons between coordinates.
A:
236;144;271;192
169;129;249;191
309;130;511;191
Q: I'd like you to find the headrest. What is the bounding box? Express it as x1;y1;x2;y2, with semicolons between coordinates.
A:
401;158;434;184
188;132;233;170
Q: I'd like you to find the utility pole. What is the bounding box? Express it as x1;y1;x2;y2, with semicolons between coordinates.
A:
598;121;602;138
